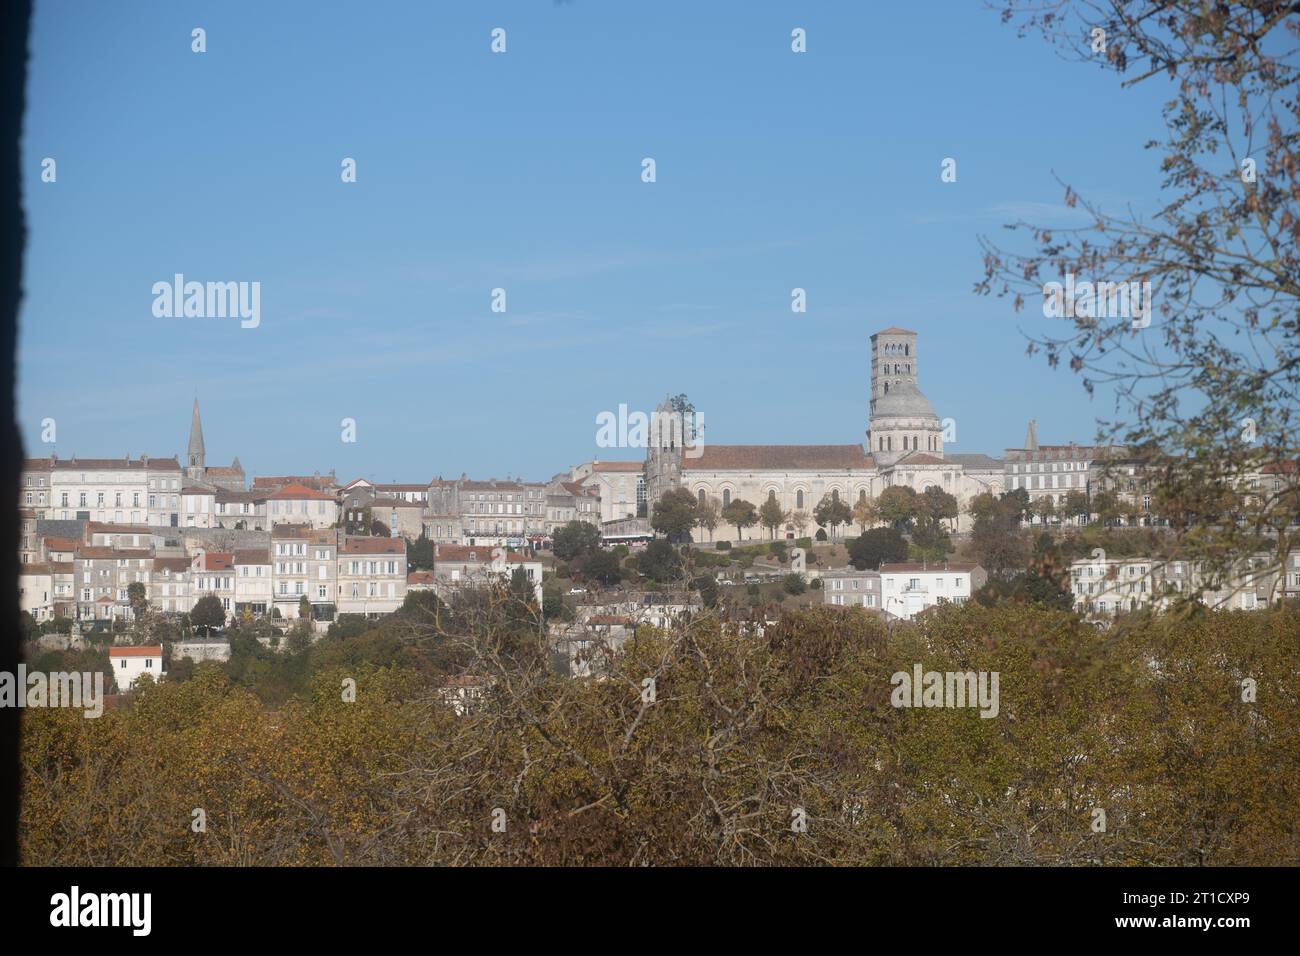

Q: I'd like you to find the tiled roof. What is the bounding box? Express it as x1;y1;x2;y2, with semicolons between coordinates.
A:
252;475;335;492
43;536;79;552
152;557;190;573
20;563;52;575
892;452;949;467
873;326;917;336
109;645;163;657
215;489;266;503
879;562;980;573
51;457;180;471
683;444;873;471
87;522;152;534
233;549;270;565
435;545;531;564
341;537;406;555
407;570;435;585
265;483;335;501
591;461;643;473
76;547;152;560
195;552;234;571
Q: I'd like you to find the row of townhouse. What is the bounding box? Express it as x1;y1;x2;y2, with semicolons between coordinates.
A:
21;454;185;527
1068;551;1300;617
822;562;986;619
1006;424;1300;528
18;521;408;625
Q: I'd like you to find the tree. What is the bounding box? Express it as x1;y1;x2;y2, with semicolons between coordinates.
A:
971;513;1029;578
695;496;721;542
299;594;312;620
552;521;601;562
759;494;788;540
638;539;682;584
691;574;719;609
582;549;623;588
406;535;434;570
789;510;810;536
980;2;1300;586
1062;490;1090;526
371;519;391;538
127;582;148;618
1032;495;1056;526
651;488;699;541
782;573;806;596
846;528;908;571
721;498;758;542
190;594;226;636
813;491;852;541
851;495;878;533
876;486;918;532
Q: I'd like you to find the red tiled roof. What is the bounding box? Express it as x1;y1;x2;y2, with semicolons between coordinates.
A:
879;562;979;573
43;536;78;552
76;547;152;560
407;570;435;585
109;645;163;657
436;545;531;564
341;537;406;555
265;483;335;501
233;549;270;565
683;444;873;471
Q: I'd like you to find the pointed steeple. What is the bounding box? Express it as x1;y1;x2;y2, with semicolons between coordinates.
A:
1019;418;1040;452
187;398;206;477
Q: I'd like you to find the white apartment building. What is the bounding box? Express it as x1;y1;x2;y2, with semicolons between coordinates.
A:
19;564;53;622
180;484;217;528
150;556;191;614
271;525;337;620
38;455;183;527
878;562;985;620
214;490;268;530
821;568;882;609
233;548;272;617
266;484;339;530
109;645;165;691
337;536;407;616
432;544;543;607
190;550;236;619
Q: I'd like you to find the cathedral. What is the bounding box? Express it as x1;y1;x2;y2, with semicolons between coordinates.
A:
646;327;1003;541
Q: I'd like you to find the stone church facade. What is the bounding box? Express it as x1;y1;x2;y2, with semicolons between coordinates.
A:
647;327;1004;542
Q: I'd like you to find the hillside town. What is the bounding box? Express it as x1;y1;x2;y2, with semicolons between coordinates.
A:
16;328;1299;688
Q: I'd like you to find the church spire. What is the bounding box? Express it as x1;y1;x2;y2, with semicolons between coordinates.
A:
187;398;206;477
1024;418;1039;451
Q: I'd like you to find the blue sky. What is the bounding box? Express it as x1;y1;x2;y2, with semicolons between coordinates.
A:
19;0;1171;482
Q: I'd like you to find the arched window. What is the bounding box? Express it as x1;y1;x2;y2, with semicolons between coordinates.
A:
722;489;731;507
859;489;866;502
796;489;804;509
697;489;706;506
887;437;892;451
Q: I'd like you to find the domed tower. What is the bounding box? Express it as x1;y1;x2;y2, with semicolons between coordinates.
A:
867;327;943;467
